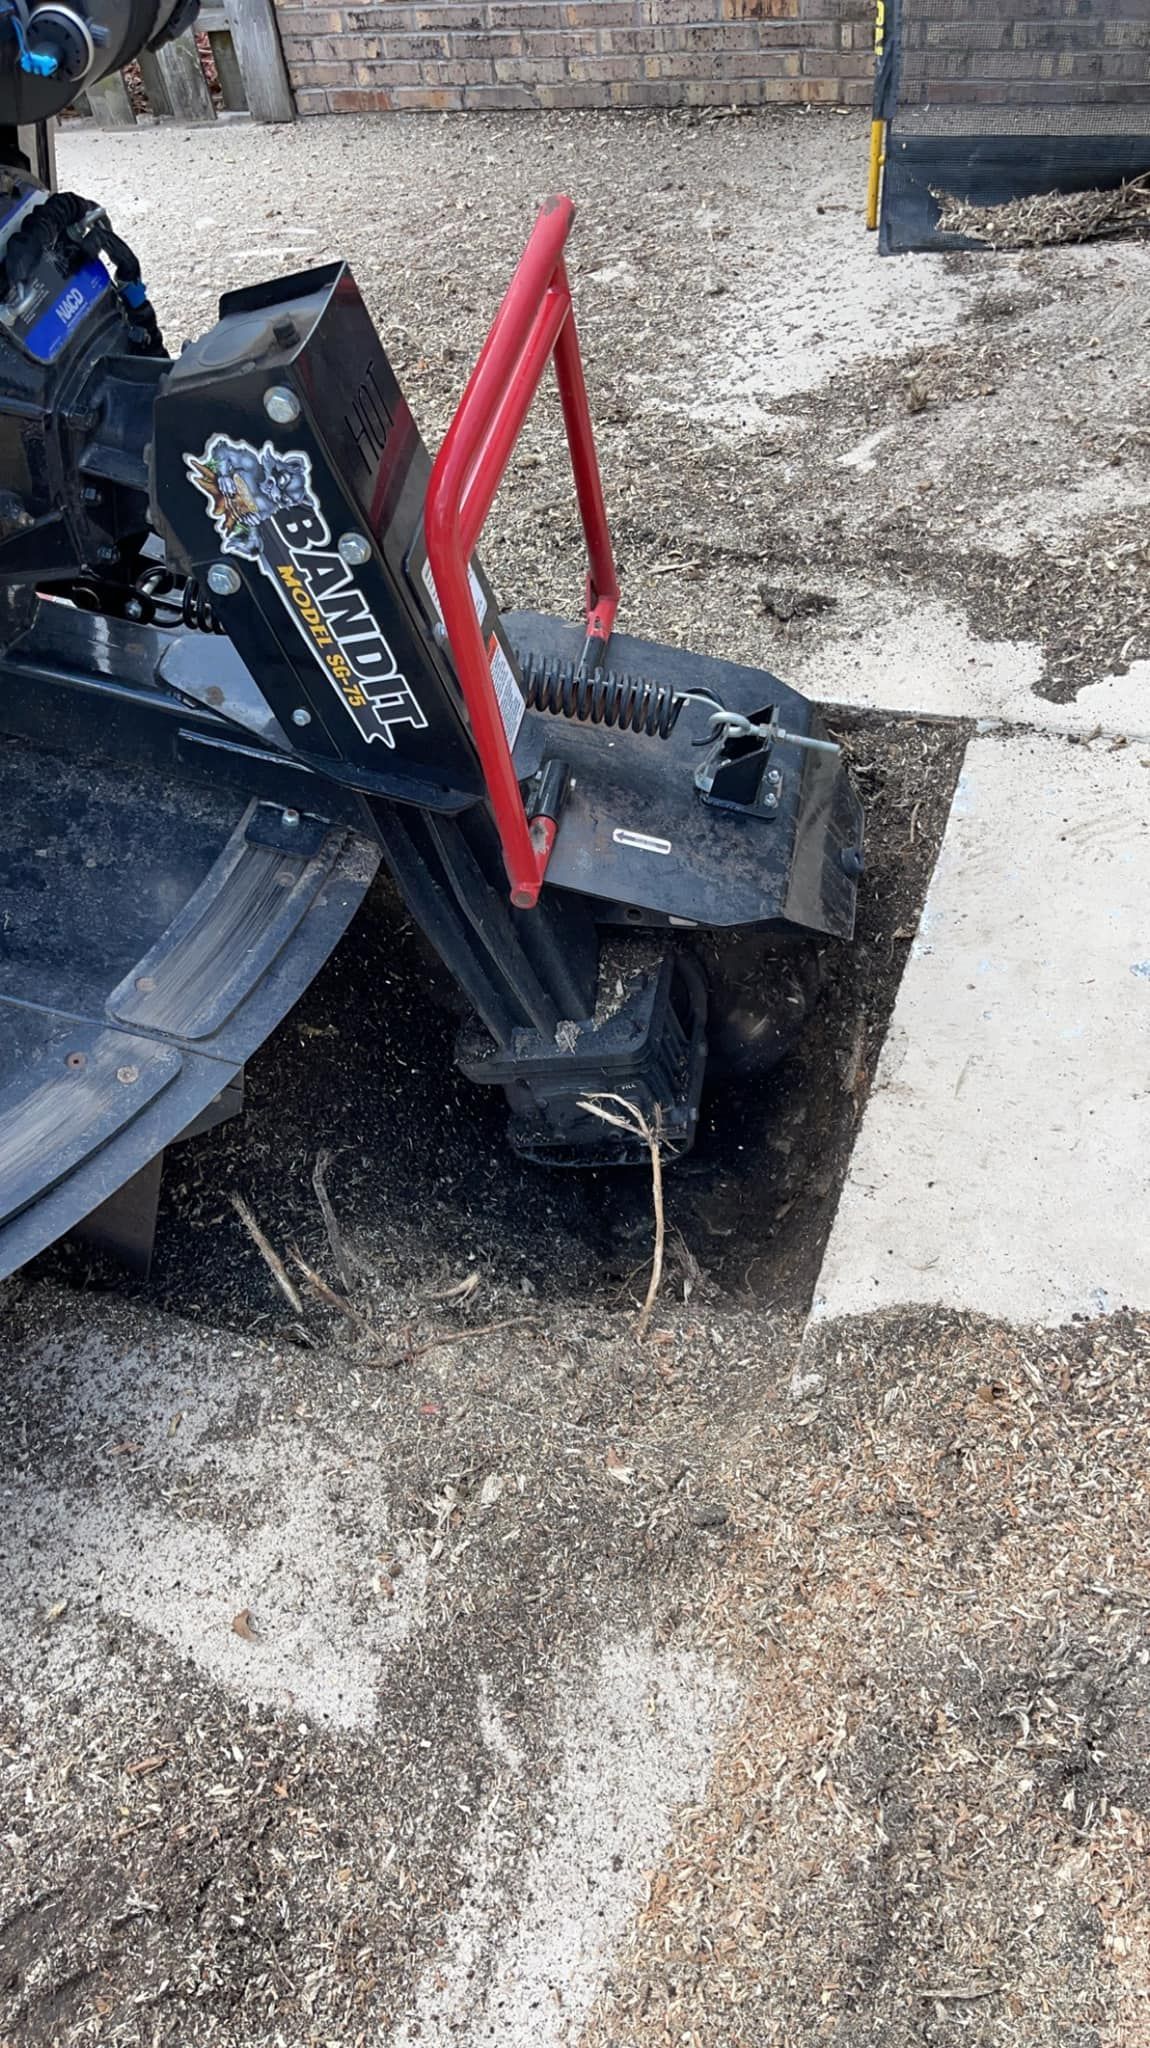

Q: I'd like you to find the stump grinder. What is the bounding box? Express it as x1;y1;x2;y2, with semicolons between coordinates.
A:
0;1;863;1277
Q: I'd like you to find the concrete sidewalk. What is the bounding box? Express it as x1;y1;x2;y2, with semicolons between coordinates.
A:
814;729;1150;1327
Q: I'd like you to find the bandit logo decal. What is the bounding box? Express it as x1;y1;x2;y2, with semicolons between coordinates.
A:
185;434;427;749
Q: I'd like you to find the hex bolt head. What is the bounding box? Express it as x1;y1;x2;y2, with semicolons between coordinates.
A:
264;385;301;425
207;562;241;597
291;707;312;727
116;1065;140;1085
337;531;372;567
281;808;301;829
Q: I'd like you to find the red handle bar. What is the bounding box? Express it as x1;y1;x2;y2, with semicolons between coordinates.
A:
424;194;619;910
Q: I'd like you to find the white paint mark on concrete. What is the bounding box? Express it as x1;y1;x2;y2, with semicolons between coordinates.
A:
390;1636;732;2048
0;1326;423;1731
814;733;1150;1327
785;585;1150;740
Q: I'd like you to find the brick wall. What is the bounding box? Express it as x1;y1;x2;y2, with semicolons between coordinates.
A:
273;0;1150;119
274;0;876;117
899;4;1150;107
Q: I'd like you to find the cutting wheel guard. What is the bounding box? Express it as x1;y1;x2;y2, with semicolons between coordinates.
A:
424;194;619;911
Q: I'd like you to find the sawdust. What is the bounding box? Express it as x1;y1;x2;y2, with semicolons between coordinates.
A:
390;1636;733;2048
0;1276;759;2046
5;1284;1150;2045
0;1324;433;1731
584;1309;1150;2048
57;110;1150;707
5;105;1144;2048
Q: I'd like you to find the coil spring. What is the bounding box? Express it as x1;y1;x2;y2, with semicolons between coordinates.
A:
135;568;226;634
520;652;684;740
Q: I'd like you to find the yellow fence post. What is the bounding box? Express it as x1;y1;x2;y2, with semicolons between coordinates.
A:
866;0;888;231
866;119;885;230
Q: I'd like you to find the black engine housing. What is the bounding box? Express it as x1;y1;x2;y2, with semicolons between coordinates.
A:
0;168;166;629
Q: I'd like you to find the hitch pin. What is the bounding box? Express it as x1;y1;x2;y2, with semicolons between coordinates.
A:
708;709;841;759
525;758;571;881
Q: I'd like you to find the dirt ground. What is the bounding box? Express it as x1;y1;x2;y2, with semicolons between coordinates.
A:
1;107;1148;2048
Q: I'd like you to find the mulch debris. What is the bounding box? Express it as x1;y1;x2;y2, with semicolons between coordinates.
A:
935;175;1150;250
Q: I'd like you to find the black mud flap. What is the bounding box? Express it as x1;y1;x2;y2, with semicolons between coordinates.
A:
0;737;379;1278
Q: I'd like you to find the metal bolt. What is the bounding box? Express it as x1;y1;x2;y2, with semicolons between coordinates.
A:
135;975;156;993
337;532;372;568
116;1065;139;1086
123;597;143;620
281;808;301;829
264;384;301;426
291;707;312;727
207;562;241;597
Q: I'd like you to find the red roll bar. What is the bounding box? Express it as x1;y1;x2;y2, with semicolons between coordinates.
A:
424;194;620;910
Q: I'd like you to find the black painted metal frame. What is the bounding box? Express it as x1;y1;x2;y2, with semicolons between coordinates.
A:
882;130;1150;255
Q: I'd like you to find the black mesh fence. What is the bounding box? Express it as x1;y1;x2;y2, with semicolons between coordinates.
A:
878;1;1150;250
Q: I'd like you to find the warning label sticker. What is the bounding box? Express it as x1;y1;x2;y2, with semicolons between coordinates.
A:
420;554;525;750
486;637;524;749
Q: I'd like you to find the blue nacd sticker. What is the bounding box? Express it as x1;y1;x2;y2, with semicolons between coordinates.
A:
23;259;111;363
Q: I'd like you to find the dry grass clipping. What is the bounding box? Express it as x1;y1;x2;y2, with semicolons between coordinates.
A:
934;173;1150;249
229;1191;302;1313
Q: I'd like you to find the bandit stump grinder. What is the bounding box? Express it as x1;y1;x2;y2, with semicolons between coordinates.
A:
0;0;864;1278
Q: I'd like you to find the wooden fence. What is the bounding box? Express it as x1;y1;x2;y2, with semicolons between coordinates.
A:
79;0;293;126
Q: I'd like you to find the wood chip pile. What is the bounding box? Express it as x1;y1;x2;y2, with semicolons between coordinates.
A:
933;174;1150;249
